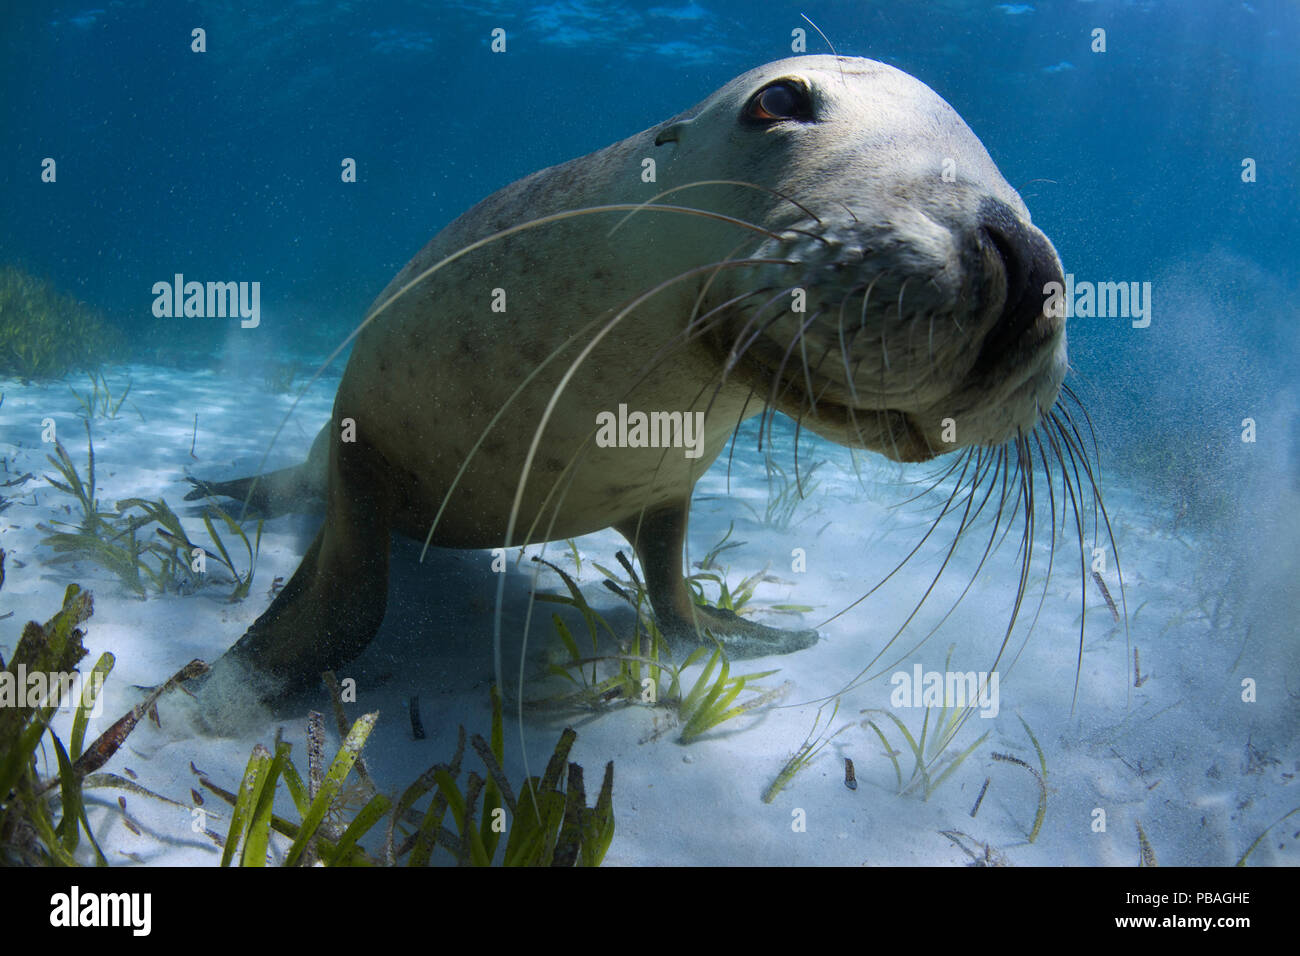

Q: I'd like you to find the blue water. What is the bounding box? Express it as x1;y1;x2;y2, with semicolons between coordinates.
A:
2;0;1297;869
6;2;1296;339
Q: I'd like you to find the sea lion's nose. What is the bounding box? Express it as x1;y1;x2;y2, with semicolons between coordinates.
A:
975;197;1064;361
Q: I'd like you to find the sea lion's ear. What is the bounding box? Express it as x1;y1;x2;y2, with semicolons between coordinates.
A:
654;118;692;146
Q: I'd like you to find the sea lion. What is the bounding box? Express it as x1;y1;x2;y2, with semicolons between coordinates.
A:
193;55;1075;699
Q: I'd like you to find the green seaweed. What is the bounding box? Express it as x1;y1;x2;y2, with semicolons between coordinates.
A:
860;653;992;803
69;370;138;421
531;552;787;742
200;504;263;600
564;537;582;576
675;643;781;744
1136;820;1158;867
41;420;112;537
990;717;1049;844
0;264;122;381
39;424;261;599
203;686;614;866
534;554;637;698
1236;805;1300;866
684;522;757;614
0;562;207;865
762;699;849;803
737;454;826;529
684;523;813;618
1007;713;1050;843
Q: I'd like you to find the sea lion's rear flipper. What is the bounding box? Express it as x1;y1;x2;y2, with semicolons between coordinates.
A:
184;424;331;517
616;503;819;659
203;434;393;702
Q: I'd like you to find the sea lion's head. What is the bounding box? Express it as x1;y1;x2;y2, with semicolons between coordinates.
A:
655;55;1066;463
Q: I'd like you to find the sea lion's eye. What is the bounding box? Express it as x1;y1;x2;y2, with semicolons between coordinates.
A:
744;80;812;123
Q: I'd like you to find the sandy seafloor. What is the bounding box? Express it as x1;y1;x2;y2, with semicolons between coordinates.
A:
1;349;1297;868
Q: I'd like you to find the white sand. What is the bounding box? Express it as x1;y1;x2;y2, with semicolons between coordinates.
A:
1;354;1296;866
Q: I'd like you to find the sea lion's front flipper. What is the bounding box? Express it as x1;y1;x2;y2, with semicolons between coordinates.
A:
203;434;393;706
616;503;819;660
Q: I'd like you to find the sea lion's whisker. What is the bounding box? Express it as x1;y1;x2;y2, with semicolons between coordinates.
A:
685;237;780;340
833;333;876;463
892;444;973;507
1001;432;1061;678
803;340;844;407
857;445;1015;685
858;276;878;332
756;370;778;455
819;447;989;695
821;403;1100;713
1076;427;1130;692
836;284;868;409
985;434;1037;675
957;444;1015;535
607;179;823;236
1037;417;1089;711
797;329;853;437
878;408;903;464
892;448;1038;746
724;277;809;364
883;278;913;374
762;309;824;451
725;387;758;493
725;285;804;374
989;478;1030;567
800;13;848;87
934;434;1052;747
787;330;854;500
1051;409;1090;539
1059;383;1103;463
791;413;809;499
798;309;817;416
1050;405;1111;556
1052;397;1104;534
817;444;980;632
928;314;939;380
718;288;810;453
1047;406;1129;700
